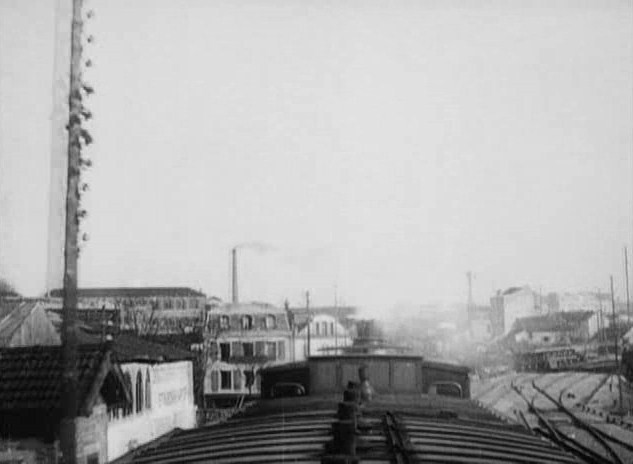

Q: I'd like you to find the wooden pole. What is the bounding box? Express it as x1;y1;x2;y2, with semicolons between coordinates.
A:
625;246;631;325
60;0;84;461
610;276;623;413
597;288;604;346
334;286;338;353
306;292;312;359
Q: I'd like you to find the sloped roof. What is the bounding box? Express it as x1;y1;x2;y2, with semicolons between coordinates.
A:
49;287;206;298
512;311;593;334
0;301;43;346
503;286;527;296
207;307;291;333
0;344;129;416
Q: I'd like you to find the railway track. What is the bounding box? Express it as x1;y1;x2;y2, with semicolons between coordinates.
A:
509;376;633;463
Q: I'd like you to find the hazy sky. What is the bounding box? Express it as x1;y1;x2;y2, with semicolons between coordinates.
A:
0;0;632;313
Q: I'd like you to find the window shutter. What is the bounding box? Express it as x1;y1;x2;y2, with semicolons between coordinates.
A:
278;341;285;360
266;342;277;360
211;371;219;392
255;341;265;356
208;342;219;360
231;341;243;358
234;369;242;390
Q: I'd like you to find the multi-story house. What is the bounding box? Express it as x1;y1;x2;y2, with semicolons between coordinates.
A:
49;287;206;311
289;311;354;361
286;305;356;360
491;286;540;335
203;303;292;406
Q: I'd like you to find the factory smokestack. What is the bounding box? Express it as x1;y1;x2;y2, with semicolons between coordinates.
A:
232;247;238;304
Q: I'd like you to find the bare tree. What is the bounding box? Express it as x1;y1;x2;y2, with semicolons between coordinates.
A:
0;278;19;297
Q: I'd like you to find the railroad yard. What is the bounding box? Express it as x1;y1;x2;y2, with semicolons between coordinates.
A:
473;372;633;463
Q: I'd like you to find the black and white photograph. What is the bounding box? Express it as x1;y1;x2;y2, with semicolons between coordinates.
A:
1;0;632;462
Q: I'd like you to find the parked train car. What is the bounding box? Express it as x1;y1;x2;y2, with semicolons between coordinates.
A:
117;353;581;463
513;346;583;372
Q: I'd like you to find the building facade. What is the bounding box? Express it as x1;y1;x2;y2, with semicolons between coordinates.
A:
47;287;207;335
107;359;196;461
204;303;292;405
49;287;206;311
491;286;540;335
292;312;353;361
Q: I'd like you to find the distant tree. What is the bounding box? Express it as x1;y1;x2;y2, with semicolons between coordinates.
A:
0;278;19;297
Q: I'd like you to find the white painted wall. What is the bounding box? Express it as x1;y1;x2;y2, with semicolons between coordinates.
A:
107;361;196;461
294;314;352;361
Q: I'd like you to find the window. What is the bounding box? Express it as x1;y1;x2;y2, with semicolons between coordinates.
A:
330;322;334;336
242;342;254;357
135;371;143;413
220;342;230;361
220;371;232;390
241;315;253;330
265;314;276;329
145;369;151;409
315;322;320;336
321;322;328;336
87;453;99;464
220;315;230;329
164;298;173;309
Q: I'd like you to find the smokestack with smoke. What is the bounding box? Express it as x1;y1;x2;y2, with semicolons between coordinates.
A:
232;247;238;304
235;242;277;253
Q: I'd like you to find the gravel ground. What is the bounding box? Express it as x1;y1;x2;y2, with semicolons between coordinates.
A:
473;372;633;463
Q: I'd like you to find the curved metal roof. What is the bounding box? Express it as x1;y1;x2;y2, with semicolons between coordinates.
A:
118;394;580;464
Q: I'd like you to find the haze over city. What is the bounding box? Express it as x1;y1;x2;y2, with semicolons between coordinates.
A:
1;0;632;314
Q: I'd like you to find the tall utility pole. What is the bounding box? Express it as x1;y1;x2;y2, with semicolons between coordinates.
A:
60;0;85;462
306;291;311;358
625;246;631;325
466;271;474;322
610;276;623;413
597;288;604;345
231;247;238;304
334;286;338;352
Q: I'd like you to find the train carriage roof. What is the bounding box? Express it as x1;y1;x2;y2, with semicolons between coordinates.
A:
116;394;580;464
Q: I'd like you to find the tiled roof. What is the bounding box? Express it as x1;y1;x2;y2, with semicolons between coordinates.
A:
0;344;119;415
49;287;206;298
118;394;578;464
